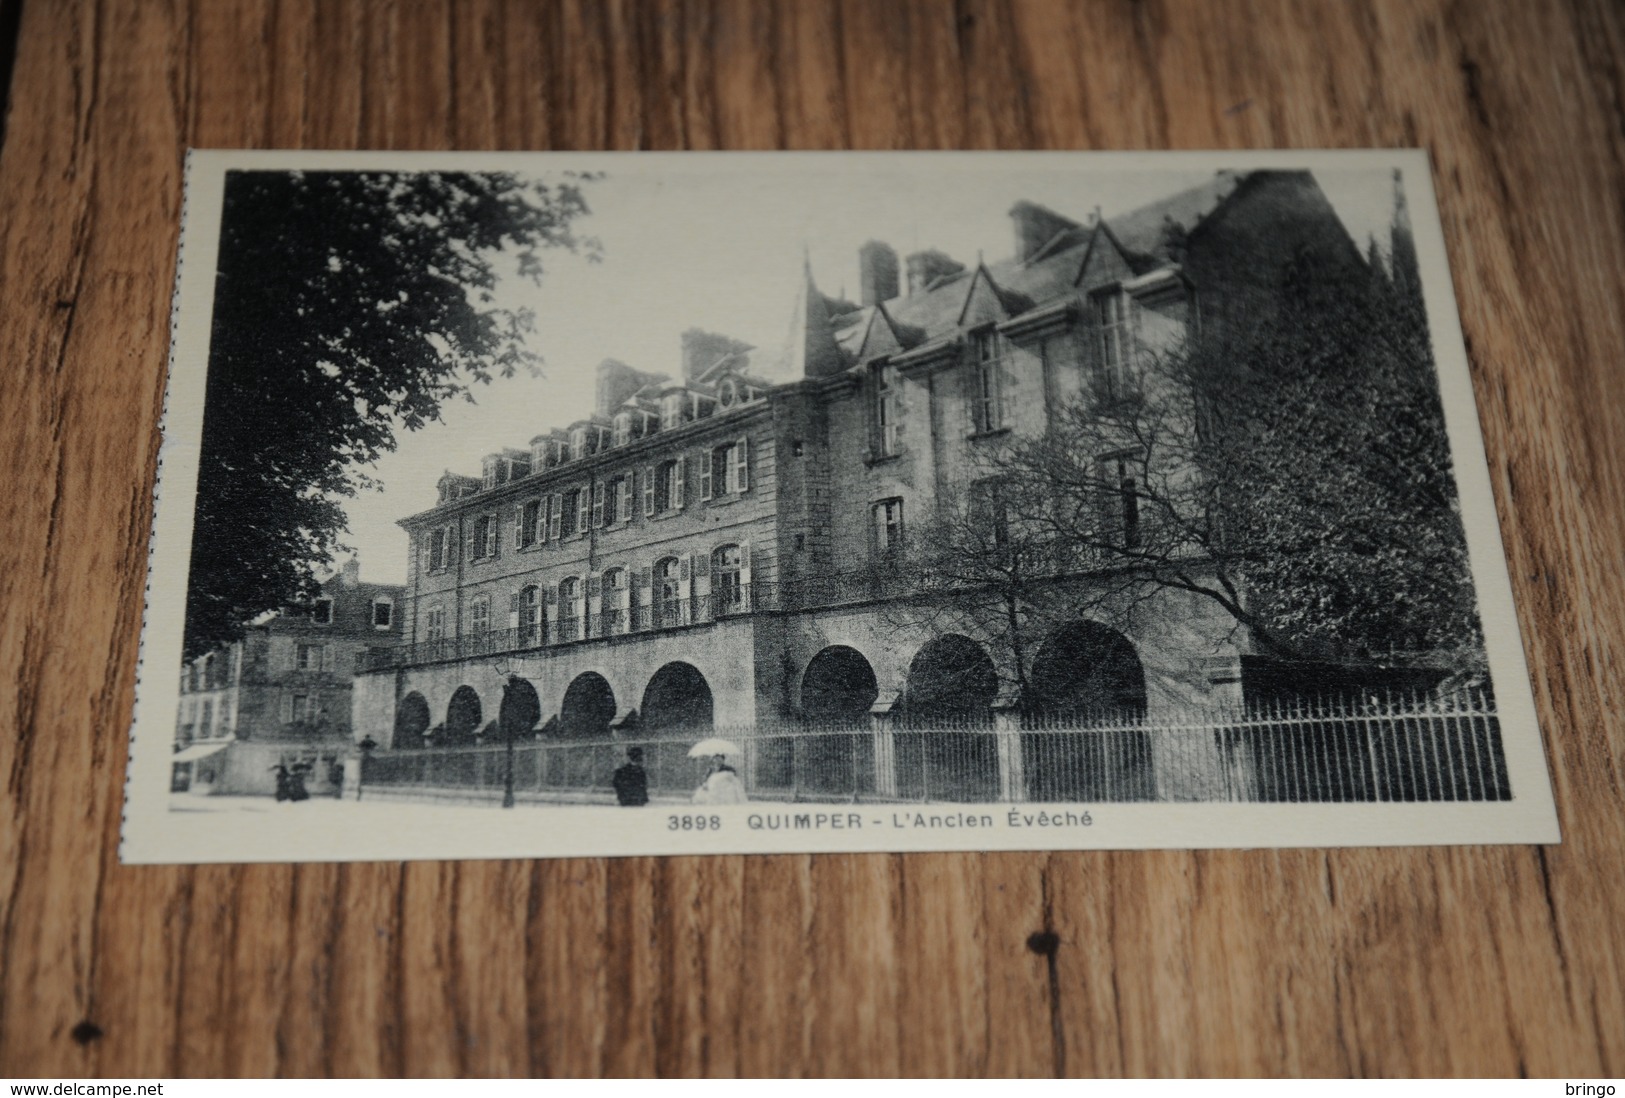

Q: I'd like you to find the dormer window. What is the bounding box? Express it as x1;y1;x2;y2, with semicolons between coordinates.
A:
481;457;501;489
570;427;588;461
1096;289;1138;400
614;412;633;446
970;329;1005;434
530;441;548;471
716;377;740;409
661;392;685;430
506;453;531;480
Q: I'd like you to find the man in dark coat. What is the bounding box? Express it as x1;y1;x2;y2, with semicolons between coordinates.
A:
612;747;649;806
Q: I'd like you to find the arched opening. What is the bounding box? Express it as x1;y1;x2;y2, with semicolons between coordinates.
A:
1023;622;1152;802
559;672;616;740
499;678;542;738
640;662;714;736
801;645;879;718
900;635;999;802
762;646;879;796
905;635;998;722
1027;622;1148;718
444;685;483;746
393;691;431;749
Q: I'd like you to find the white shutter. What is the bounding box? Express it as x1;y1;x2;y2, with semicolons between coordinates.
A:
508;591;520;630
699;447;713;500
735;436;750;492
674;454;686;509
694;549;712;617
466;522;478;561
548;495;562;540
740;540;752;608
514;505;525;549
587;572;602;636
420;534;432;573
592;482;606;528
486;514;499;558
643;466;656;516
544;584;558;643
574;488;587;535
678;555;693;624
617;477;632;523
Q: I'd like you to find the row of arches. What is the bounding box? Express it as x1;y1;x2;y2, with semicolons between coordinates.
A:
797;622;1148;723
389;622;1150;801
393;661;717;748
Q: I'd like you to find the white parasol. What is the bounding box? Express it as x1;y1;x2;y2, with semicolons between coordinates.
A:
687;737;743;759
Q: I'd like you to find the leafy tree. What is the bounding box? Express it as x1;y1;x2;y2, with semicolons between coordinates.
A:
994;246;1481;670
185;170;599;656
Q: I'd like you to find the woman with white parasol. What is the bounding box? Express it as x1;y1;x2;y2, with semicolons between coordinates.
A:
689;737;748;804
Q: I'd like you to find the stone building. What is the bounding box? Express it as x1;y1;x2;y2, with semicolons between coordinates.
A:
352;170;1366;800
172;559;403;795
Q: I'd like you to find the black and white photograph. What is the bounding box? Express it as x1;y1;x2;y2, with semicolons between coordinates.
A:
123;149;1558;862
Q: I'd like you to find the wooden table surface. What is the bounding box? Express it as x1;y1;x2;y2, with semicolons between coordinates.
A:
2;0;1623;1078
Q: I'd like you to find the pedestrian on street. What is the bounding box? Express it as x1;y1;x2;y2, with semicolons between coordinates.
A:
692;753;748;805
612;747;650;807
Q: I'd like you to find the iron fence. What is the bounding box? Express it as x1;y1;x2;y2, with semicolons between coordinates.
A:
356;691;1508;805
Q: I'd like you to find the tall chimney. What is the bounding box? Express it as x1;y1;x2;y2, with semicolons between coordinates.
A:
1008;201;1082;263
858;240;900;306
904;249;966;296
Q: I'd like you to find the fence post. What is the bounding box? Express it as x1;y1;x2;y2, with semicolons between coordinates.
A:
992;699;1025;803
869;698;899;799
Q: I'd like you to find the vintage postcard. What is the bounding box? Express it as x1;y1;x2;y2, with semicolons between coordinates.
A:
122;149;1559;863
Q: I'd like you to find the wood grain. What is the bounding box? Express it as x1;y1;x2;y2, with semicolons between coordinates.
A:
1;0;1622;1077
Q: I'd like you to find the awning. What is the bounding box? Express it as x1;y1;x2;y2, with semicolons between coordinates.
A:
172;742;231;764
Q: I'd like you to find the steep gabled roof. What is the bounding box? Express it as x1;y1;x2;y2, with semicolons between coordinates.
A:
1105;170;1248;260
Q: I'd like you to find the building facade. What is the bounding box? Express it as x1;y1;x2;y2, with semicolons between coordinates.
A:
352;171;1366;799
173;559;404;794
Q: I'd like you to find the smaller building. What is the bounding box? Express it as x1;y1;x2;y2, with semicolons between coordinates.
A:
172;559;403;796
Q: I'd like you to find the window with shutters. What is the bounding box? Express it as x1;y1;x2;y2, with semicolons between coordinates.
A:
557;577;581;641
425;605;446;642
591;481;606;528
296;643;326;671
703;438;751;500
654;557;683;629
518;586;542;646
711;544;744;615
470;513;499;560
482;456;500;489
560;489;581;538
426;528;445;572
519;499;542;548
601;568;628;634
1100;454;1142;549
570;426;588;461
970;329;1005;434
875;365;901;456
614;412;633;447
611;474;633;524
873;498;905;557
654;458;684;514
1096;289;1138;400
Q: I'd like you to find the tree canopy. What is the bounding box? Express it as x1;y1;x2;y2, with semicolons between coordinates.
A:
994;241;1481;670
185;170;598;657
874;233;1480;696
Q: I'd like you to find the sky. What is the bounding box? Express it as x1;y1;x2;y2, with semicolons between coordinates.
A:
338;159;1402;585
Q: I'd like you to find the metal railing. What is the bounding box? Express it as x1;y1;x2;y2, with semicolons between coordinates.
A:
358;584;765;671
357;692;1509;805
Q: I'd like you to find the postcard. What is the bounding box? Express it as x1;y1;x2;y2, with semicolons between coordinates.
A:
121;149;1559;863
